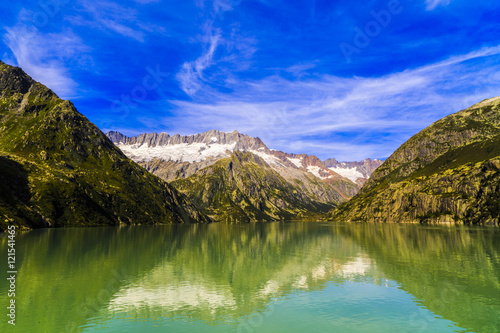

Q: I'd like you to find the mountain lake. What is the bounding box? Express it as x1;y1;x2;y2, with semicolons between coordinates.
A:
1;222;499;332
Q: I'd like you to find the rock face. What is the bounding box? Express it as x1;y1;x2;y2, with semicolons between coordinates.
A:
330;97;500;225
171;151;337;222
0;61;210;231
107;129;267;151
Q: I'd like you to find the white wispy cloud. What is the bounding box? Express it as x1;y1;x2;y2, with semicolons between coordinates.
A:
177;26;221;96
281;62;319;76
133;0;160;4
176;21;257;96
213;0;234;13
196;0;240;14
3;24;90;99
68;0;165;42
425;0;452;11
165;45;500;160
176;0;255;96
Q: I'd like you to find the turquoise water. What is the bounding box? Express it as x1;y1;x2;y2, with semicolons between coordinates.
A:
1;222;499;332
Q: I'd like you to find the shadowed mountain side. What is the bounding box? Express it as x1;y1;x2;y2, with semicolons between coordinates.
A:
0;156;45;228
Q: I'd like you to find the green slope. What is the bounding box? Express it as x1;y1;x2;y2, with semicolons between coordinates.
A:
0;61;210;230
330;96;500;224
171;151;337;222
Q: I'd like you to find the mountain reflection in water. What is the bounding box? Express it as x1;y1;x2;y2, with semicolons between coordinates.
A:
0;222;499;332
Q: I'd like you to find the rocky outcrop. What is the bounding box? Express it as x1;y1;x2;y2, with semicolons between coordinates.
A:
270;165;349;203
107;129;267;151
330;97;500;225
140;158;219;181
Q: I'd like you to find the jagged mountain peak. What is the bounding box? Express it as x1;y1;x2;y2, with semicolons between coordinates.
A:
106;128;382;187
107;129;268;151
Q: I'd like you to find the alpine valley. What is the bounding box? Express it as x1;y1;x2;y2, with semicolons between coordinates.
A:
1;59;499;229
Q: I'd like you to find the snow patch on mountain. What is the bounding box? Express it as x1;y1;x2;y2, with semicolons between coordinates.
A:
328;166;364;183
107;131;382;187
307;166;326;180
251;150;286;167
287;157;303;168
116;142;237;163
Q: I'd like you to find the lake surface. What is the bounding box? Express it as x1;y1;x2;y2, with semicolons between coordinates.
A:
1;222;499;332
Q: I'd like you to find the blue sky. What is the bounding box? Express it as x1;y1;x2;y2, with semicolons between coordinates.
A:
1;0;499;161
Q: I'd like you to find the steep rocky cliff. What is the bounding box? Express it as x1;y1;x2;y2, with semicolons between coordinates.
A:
0;61;210;231
330;97;500;225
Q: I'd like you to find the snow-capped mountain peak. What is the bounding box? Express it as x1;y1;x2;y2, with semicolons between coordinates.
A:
105;130;383;186
107;130;269;164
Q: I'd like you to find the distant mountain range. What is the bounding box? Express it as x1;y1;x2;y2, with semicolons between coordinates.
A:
106;130;381;185
105;130;382;221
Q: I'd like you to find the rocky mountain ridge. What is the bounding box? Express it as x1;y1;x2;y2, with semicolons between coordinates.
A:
105;130;382;221
106;130;382;186
107;129;267;151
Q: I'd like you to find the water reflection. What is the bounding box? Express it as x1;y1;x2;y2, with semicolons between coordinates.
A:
0;223;499;332
104;223;381;324
336;224;500;332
